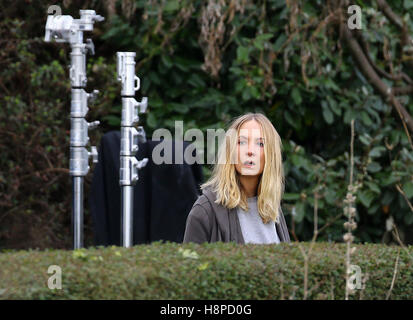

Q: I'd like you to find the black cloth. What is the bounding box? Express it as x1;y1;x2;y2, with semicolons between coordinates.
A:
89;131;203;246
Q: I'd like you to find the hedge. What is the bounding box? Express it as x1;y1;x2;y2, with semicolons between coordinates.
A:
0;242;412;300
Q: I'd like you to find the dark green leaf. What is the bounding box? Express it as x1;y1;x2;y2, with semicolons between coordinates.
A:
322;106;334;124
291;87;302;105
147;112;157;128
367;162;381;173
293;202;306;223
365;181;381;194
237;46;250;63
283;193;300;200
273;34;287;52
402;181;413;198
369;146;386;158
404;0;413;9
359;190;375;207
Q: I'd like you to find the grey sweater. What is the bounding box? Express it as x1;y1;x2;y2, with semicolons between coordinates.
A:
237;196;281;244
183;186;291;244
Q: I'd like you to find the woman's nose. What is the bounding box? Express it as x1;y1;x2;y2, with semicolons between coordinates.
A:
247;151;254;157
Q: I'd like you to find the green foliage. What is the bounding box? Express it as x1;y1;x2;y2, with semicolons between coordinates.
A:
0;0;412;248
0;242;412;299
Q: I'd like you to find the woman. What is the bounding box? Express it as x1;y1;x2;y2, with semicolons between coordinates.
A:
183;113;290;244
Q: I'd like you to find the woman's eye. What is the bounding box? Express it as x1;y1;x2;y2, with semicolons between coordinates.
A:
238;140;246;145
258;142;264;147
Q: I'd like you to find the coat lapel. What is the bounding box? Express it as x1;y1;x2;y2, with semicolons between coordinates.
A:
276;207;291;242
228;207;245;244
203;188;231;242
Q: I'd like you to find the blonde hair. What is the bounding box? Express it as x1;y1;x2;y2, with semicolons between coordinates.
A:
201;113;284;224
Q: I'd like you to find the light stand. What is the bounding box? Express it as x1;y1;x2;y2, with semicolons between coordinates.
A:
116;52;148;247
44;10;104;249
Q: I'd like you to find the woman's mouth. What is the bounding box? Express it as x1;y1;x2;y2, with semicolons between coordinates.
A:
243;160;255;167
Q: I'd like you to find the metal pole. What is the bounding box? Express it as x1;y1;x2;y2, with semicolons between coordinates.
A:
121;186;134;247
117;52;148;248
73;176;84;249
44;10;104;249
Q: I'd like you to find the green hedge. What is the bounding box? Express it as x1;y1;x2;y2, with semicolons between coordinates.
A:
0;242;412;300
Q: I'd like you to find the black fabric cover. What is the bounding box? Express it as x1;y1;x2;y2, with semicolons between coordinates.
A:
89;131;203;246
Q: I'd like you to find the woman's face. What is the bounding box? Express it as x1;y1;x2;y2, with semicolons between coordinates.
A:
234;120;265;176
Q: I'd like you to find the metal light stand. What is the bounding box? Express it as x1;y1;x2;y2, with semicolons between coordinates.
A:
45;10;104;249
117;52;148;248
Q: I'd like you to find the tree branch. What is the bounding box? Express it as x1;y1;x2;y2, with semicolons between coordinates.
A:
354;31;413;84
392;85;413;96
377;0;413;70
377;0;403;28
340;21;413;136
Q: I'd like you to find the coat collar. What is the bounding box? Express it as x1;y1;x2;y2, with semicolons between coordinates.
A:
202;187;245;244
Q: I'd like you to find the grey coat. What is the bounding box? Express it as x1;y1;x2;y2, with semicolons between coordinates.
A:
183;186;291;244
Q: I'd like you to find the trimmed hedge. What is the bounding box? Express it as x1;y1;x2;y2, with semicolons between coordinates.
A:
0;242;412;300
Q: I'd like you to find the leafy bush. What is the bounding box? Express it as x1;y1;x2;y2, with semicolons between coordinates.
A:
1;0;412;249
0;242;412;299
